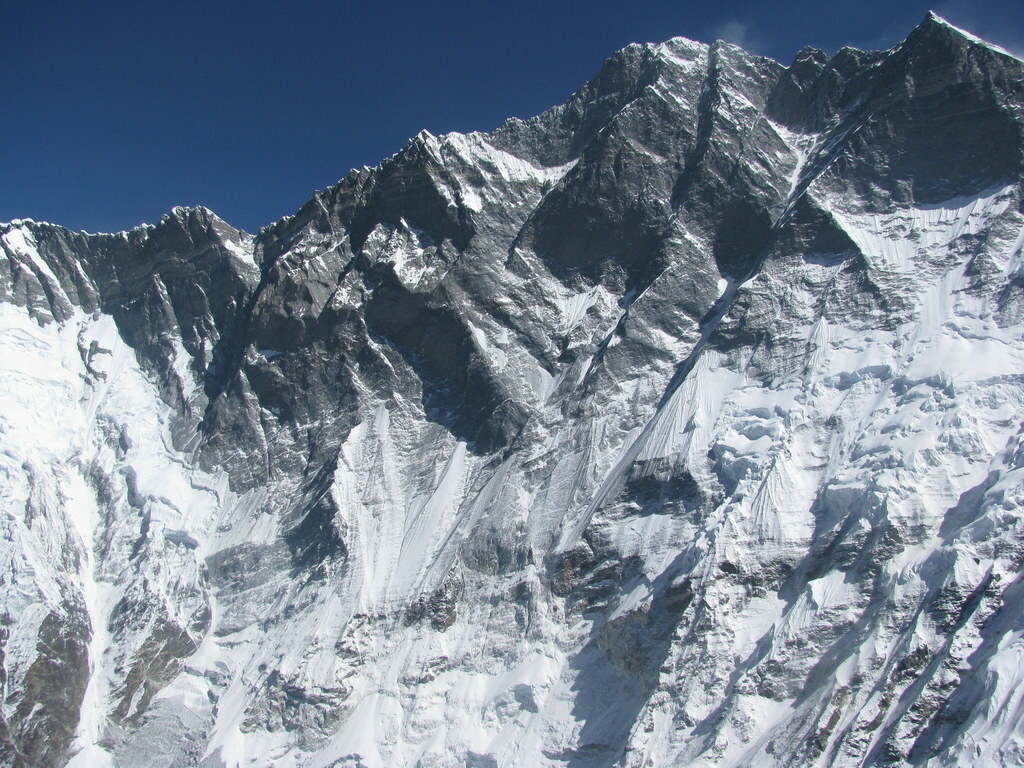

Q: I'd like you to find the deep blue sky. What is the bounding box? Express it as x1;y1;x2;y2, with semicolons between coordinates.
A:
4;1;1022;234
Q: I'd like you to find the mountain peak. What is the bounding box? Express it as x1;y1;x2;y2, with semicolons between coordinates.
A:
908;9;1023;62
166;204;219;223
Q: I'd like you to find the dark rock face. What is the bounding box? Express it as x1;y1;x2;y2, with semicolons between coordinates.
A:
3;11;1024;768
8;612;90;768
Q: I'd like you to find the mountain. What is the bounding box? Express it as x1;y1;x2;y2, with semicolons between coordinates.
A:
2;11;1024;768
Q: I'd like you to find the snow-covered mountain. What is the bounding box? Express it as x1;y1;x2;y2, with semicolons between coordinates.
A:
3;11;1024;768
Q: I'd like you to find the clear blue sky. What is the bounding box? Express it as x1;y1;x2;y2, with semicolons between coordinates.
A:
3;0;1022;234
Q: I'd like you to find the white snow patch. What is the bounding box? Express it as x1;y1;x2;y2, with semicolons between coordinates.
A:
222;236;258;270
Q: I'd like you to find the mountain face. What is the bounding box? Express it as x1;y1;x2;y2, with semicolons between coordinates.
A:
3;12;1024;768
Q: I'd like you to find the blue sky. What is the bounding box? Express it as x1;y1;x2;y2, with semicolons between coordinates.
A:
3;1;1022;234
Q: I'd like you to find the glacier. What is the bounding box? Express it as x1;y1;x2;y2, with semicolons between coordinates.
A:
2;11;1024;768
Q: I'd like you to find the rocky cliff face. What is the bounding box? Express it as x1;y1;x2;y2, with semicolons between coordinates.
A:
3;12;1024;768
